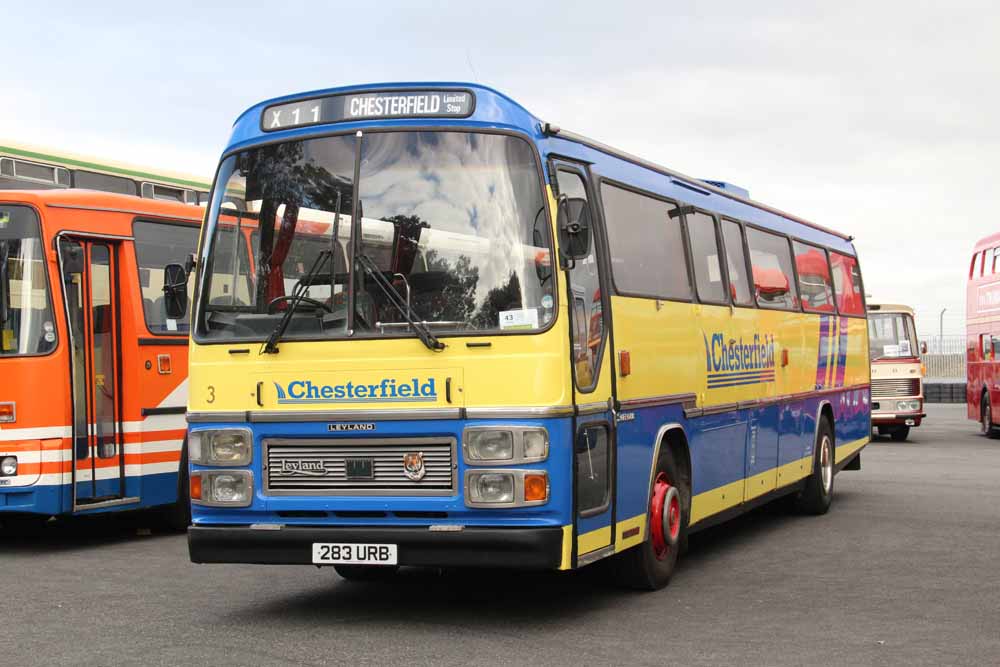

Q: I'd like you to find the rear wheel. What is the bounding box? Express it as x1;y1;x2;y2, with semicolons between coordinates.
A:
794;417;835;515
334;565;400;581
889;425;910;442
610;448;688;591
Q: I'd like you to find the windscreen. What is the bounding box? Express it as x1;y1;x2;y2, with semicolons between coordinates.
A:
0;206;57;356
196;131;554;342
868;312;918;361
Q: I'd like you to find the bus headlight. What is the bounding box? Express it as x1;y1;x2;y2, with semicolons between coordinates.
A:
463;427;549;464
0;456;17;476
465;430;514;461
896;400;921;412
464;470;549;507
191;470;253;507
468;472;515;503
190;429;252;466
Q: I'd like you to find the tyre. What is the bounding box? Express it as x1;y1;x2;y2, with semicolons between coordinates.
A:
610;447;689;591
889;426;910;442
982;394;999;438
793;417;835;515
162;445;191;531
334;565;400;581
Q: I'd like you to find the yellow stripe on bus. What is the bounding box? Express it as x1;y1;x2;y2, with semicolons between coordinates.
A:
835;436;868;464
577;526;612;555
559;525;573;570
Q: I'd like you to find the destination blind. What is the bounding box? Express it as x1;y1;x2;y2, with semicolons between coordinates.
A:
262;90;474;131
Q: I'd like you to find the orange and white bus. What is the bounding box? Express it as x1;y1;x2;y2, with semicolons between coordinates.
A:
0;189;205;524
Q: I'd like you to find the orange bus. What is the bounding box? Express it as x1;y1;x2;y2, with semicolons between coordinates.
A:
0;189;204;524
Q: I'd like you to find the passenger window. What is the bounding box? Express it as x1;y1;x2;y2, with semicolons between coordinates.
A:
745;228;798;310
73;170;137;196
576;425;610;515
601;183;691;300
133;221;200;334
982;334;992;361
721;220;753;306
830;252;865;315
558;170;604;391
793;241;835;312
686;211;726;303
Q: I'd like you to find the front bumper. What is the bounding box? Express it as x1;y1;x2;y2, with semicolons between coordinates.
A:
189;524;565;569
872;412;926;427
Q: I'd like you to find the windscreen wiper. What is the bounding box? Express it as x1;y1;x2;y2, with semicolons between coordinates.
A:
260;249;331;355
355;252;445;351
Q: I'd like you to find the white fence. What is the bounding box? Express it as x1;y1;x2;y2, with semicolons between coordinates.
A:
921;335;966;381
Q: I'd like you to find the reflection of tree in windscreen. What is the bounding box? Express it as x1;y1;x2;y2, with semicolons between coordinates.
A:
473;272;522;329
251;142;351;212
412;248;478;324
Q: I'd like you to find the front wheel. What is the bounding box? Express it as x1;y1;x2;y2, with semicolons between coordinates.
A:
610;448;688;590
793;417;835;515
889;425;910;442
982;395;999;438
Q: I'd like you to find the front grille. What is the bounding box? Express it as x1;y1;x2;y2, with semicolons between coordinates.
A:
264;437;455;496
871;378;920;398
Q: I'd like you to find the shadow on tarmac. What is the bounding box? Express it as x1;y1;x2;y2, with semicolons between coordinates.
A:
223;494;855;626
0;509;181;552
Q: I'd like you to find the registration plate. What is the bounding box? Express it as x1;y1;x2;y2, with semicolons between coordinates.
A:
312;542;398;565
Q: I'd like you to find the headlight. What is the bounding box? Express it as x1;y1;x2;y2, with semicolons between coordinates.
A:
469;472;515;503
191;470;253;506
0;456;17;476
465;469;549;507
190;429;252;466
463;427;549;464
465;430;514;461
896;400;921;412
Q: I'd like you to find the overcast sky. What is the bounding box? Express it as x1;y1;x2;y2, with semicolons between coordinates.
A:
4;1;998;336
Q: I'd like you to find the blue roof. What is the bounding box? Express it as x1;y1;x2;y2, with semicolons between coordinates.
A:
223;82;856;254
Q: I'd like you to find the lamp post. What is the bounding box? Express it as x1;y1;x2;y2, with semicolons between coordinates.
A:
939;307;947;353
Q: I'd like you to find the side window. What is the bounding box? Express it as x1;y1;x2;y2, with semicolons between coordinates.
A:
982;334;992;361
73;170;137;196
970;254;978;279
745;228;798;310
793;241;835;312
558;169;604;391
830;252;865;315
686;211;726;303
576;424;610;515
721;220;753;306
601;183;691;300
133;221;199;334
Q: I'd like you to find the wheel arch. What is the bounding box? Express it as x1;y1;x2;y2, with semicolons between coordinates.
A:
645;423;692;513
815;400;834;445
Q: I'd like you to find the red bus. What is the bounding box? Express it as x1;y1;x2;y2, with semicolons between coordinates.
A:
966;232;1000;434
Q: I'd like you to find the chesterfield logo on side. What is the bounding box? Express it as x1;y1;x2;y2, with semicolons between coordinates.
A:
273;378;438;404
702;332;777;389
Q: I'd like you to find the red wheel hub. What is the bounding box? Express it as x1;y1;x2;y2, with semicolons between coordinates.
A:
649;473;682;560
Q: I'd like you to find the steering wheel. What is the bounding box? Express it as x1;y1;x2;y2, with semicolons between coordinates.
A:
266;295;332;313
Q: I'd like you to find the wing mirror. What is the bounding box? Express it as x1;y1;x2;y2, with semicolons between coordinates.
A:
557;195;592;265
920;340;928;355
163;263;189;320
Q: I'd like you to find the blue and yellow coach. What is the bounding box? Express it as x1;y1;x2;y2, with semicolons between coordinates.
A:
178;82;870;589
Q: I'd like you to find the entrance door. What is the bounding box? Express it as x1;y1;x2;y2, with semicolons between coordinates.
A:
552;162;616;562
58;238;126;507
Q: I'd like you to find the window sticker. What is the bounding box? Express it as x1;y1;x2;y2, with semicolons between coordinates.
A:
2;329;13;351
498;308;539;331
899;340;911;356
883;344;900;357
166;318;178;332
